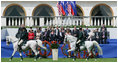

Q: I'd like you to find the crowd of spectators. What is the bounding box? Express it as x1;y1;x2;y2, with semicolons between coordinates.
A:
17;24;109;44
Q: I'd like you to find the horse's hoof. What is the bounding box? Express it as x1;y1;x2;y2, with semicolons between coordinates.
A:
73;59;75;61
95;59;97;61
86;59;88;61
34;59;37;61
68;55;71;58
39;57;41;59
20;59;23;61
9;59;11;61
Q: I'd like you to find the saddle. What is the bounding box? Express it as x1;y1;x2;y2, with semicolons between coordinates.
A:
21;40;27;46
76;40;85;49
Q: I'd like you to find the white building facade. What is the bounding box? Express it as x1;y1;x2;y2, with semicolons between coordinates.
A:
1;1;117;27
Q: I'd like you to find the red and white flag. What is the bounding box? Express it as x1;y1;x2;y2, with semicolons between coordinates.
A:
57;1;62;15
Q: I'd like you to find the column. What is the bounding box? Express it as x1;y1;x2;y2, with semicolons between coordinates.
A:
25;17;29;26
113;17;117;27
19;18;21;26
80;19;82;25
76;19;78;26
15;18;17;26
29;17;33;26
108;18;110;26
101;17;103;26
94;17;96;26
34;18;37;26
91;17;93;26
104;17;106;26
12;18;14;26
46;18;48;26
98;18;99;26
55;17;57;26
52;18;55;26
8;18;11;26
50;18;52;26
1;17;6;26
40;18;44;26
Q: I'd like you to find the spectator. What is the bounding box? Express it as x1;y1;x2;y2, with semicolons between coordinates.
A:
39;27;42;32
72;26;79;37
29;27;33;31
100;24;107;31
58;29;64;43
60;26;65;42
47;26;51;41
28;30;35;40
28;27;34;56
55;26;59;41
85;26;90;37
34;27;39;39
95;28;101;44
100;28;107;44
50;29;56;41
43;29;48;41
61;26;65;33
36;29;41;40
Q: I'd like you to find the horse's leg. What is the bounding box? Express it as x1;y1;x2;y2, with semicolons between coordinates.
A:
92;48;97;61
31;47;39;61
9;49;16;61
39;44;47;50
73;51;77;61
19;52;23;61
86;48;92;61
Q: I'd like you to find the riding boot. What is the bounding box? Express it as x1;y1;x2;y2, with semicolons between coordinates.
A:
18;45;22;52
78;44;80;52
75;44;78;51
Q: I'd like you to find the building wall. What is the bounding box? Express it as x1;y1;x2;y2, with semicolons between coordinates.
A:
1;1;117;16
1;1;117;26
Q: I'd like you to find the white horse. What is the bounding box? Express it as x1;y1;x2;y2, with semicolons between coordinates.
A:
64;34;103;61
6;36;47;61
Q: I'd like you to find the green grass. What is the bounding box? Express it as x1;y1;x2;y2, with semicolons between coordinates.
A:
1;58;117;62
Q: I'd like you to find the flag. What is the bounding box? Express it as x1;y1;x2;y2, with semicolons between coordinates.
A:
61;1;66;16
73;1;77;16
71;1;77;16
64;1;68;16
57;1;62;15
67;1;72;15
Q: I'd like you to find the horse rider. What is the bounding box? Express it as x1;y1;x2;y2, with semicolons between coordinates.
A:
76;28;85;51
16;24;28;52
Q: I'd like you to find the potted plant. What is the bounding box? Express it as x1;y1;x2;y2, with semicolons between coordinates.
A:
51;41;59;60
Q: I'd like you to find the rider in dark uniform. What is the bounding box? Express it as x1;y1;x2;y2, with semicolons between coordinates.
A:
76;28;85;51
16;24;28;52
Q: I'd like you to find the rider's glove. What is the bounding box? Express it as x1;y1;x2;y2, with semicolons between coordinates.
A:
77;40;81;44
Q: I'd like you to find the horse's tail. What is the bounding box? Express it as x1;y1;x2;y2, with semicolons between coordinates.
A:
36;40;47;50
93;41;103;55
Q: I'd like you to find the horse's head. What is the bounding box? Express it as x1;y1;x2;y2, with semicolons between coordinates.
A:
6;36;11;46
